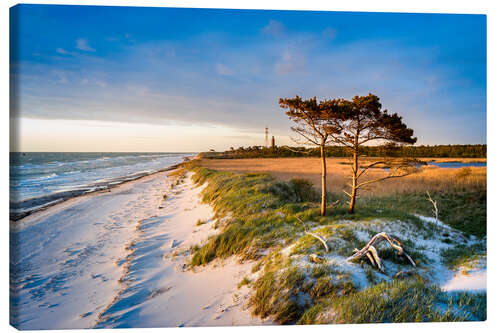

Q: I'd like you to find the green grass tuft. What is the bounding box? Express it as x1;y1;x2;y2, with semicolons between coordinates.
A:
328;277;480;323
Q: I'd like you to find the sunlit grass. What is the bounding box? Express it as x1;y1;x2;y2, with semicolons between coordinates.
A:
199;158;486;237
200;157;486;196
183;163;486;324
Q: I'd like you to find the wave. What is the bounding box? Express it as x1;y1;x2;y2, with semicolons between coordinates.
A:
38;173;57;180
10;153;194;219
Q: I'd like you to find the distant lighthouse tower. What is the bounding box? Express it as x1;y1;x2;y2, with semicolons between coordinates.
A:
265;127;269;147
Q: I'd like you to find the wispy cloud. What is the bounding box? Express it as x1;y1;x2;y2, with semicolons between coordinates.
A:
275;51;305;75
56;48;69;55
95;80;107;88
261;20;285;37
216;63;233;76
11;8;486;146
76;38;95;52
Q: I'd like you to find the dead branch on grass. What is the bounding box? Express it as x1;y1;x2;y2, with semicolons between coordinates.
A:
346;232;416;272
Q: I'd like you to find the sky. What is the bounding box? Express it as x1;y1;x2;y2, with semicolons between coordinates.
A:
10;4;486;152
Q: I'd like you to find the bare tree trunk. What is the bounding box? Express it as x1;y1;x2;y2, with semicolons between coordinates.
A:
320;143;327;216
349;149;358;214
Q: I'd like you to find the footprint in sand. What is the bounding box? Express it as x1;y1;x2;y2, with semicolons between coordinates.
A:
80;311;93;318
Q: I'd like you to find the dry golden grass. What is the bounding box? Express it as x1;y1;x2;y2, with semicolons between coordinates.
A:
200;157;486;197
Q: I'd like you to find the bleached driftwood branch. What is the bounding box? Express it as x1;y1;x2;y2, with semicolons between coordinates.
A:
346;232;416;272
295;215;337;253
352;245;383;271
426;191;438;222
305;231;329;252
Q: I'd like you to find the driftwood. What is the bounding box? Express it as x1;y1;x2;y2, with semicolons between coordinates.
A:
309;254;324;263
351;245;383;271
395;270;417;279
295;216;334;253
426;191;439;222
346;232;416;272
305;232;329;252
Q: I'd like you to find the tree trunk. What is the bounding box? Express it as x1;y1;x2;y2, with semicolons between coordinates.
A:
320;143;327;216
349;149;358;214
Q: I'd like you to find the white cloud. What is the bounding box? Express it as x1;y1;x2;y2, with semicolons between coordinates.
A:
96;80;107;88
216;63;233;76
261;20;284;37
76;38;95;52
14;34;485;146
275;51;305;75
56;48;69;55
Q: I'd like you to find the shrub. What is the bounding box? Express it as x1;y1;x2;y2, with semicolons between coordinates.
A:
290;178;320;202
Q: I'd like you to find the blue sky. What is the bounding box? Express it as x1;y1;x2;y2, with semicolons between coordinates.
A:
10;4;486;151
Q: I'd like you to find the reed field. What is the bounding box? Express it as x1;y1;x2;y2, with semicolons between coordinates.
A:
199;157;486;197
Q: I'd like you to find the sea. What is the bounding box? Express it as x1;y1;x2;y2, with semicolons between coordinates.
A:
10;152;194;220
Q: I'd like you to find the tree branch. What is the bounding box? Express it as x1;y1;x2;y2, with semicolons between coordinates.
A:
357;161;388;179
281;145;314;155
291;128;321;146
355;172;412;189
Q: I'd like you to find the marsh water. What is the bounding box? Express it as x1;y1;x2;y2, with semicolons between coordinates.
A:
427;161;486;168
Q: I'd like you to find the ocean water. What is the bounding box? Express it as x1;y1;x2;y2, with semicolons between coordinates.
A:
10;152;194;219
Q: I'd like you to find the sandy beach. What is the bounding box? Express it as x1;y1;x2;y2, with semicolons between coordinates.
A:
10;168;269;329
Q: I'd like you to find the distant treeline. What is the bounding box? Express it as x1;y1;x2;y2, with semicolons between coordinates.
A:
201;144;486;159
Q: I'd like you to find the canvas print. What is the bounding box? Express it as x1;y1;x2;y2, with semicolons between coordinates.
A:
9;4;486;329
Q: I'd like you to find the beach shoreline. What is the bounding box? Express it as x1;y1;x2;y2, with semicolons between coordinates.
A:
10;163;267;329
10;155;199;224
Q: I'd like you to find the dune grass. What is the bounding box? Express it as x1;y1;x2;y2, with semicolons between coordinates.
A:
299;277;486;324
184;162;486;324
188;166;427;266
441;242;486;271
